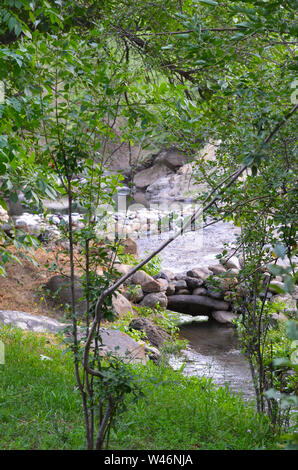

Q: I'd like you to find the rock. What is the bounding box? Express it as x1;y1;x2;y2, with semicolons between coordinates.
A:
212;310;236;326
129;317;171;348
132;190;150;208
269;312;288;327
222;256;241;271
207;289;225;300
174;280;187;291
0;310;147;364
134;164;173;189
112;292;133;316
166;283;176;296
130;270;161;293
185;276;204;290
154;148;189;170
98;329;147;364
186;268;211;281
175;274;187;281
121;237;138;256
160;269;175;281
145;163;198;203
138;341;161;362
115;263;133;277
0;310;68;334
140;292;168;309
176;288;191;295
123;286;144;303
208;264;227;275
156;278;168;291
44;275;87;316
15;213;42;235
192;287;208;296
167;295;230;316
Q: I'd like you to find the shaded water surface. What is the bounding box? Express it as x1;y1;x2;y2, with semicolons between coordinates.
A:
168;321;256;402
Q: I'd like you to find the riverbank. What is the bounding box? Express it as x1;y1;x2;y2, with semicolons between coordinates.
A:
0;326;278;450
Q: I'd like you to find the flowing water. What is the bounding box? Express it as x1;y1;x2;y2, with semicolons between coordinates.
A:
169;322;255;402
137;219;256;402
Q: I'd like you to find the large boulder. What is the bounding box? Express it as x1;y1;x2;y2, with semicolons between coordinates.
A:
44;275;87;316
112;292;133;316
98;328;147;364
167;294;230;316
156;278;169;291
129;317;171;348
134;164;173;189
211;310;236;326
154;148;189;170
130;270;161;293
145;163;200;203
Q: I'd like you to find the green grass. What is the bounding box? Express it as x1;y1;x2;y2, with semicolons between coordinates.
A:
0;325;278;450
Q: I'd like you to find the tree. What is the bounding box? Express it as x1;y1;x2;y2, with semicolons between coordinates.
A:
0;0;297;448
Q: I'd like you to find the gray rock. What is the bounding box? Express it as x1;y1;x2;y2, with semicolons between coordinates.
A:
185;276;204;290
0;310;67;333
212;310;236;326
186;268;211;281
124;286;144;303
115;263;133;277
167;295;230;316
207;289;225;300
156;278;169;292
166;283;176;296
174;280;187;291
154;148;189;170
192;287;208;296
112;292;133;316
140;292;168;309
130;270;161;293
134;164;173;189
222;256;241;271
174;274;187;281
175;288;191;295
0;310;147;364
129;317;171;348
98;328;147;364
160;269;175;281
208;264;227;275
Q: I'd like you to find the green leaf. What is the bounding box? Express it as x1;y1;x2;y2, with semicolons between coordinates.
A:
197;0;218;5
0;198;8;211
272;243;287;259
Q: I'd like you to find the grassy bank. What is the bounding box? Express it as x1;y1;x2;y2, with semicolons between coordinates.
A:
0;326;278;450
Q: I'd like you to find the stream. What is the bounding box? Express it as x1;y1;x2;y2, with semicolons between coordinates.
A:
137;220;256;403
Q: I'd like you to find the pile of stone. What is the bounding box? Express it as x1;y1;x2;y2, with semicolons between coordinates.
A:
120;255;297;326
120;261;238;326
